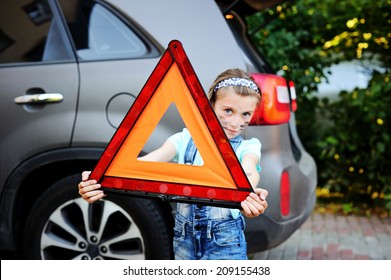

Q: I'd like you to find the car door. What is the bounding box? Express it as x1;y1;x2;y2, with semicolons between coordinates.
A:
0;0;79;188
56;0;164;147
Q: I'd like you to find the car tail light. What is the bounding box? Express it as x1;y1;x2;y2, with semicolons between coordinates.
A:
249;73;291;125
288;80;297;112
280;170;290;216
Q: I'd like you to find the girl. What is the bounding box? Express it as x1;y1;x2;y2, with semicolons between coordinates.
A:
78;68;268;260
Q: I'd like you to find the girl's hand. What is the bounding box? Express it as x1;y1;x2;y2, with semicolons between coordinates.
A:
78;171;106;203
240;188;268;218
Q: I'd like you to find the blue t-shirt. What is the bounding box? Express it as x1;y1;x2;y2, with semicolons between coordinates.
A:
168;128;261;170
167;128;261;219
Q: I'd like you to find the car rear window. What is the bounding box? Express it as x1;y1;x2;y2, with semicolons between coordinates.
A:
58;0;155;61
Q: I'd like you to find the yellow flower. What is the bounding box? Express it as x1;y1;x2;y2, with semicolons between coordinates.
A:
363;33;372;40
346;18;358;29
358;42;369;49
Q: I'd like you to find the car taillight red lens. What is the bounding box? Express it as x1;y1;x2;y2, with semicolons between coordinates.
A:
289;81;297;112
249;73;291;125
280;170;290;216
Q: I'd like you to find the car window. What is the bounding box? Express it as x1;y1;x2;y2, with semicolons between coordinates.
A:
0;0;74;64
58;0;152;61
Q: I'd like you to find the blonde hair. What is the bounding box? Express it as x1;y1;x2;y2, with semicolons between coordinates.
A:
207;69;261;106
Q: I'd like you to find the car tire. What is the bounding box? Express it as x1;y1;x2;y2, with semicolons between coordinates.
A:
22;174;173;260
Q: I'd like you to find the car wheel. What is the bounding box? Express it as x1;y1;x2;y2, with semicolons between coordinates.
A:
23;174;173;260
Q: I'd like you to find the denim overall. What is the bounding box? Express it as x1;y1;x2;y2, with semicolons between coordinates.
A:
173;135;248;260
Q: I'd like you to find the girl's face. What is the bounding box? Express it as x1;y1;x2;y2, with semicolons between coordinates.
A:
212;88;259;139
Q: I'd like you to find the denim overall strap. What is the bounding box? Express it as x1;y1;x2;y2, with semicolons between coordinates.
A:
184;138;198;164
175;135;247;260
229;135;243;152
184;135;243;165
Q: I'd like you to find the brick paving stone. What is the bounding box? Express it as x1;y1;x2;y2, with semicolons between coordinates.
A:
354;238;370;256
340;249;354;259
297;250;311;260
251;212;391;260
382;248;391;260
386;225;391;236
325;231;339;245
326;243;339;259
268;246;283;260
377;233;391;260
346;216;360;233
355;254;370;260
365;235;384;259
283;252;297;260
312;247;324;260
363;226;375;237
284;235;300;258
251;250;269;260
312;233;325;248
300;219;312;230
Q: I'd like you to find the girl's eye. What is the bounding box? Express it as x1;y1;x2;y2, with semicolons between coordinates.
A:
243;112;251;118
224;109;232;114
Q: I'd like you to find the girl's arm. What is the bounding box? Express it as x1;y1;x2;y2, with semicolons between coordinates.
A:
138;139;177;162
240;153;260;189
240;153;268;218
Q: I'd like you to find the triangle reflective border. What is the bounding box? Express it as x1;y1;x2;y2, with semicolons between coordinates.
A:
90;40;254;208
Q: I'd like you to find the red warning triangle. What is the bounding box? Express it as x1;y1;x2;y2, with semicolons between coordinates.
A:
90;40;254;208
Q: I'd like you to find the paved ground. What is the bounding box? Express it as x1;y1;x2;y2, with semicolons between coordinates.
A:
251;212;391;260
2;212;391;260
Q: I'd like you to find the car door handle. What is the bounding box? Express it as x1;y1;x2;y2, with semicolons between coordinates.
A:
14;93;64;104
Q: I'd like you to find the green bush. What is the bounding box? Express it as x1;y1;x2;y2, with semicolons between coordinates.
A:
316;71;391;205
246;0;391;212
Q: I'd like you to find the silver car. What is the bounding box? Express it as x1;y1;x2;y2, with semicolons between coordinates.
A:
0;0;317;259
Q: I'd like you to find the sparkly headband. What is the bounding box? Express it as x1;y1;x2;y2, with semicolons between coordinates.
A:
213;77;260;93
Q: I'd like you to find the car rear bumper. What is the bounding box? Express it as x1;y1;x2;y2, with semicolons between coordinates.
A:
245;188;316;253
